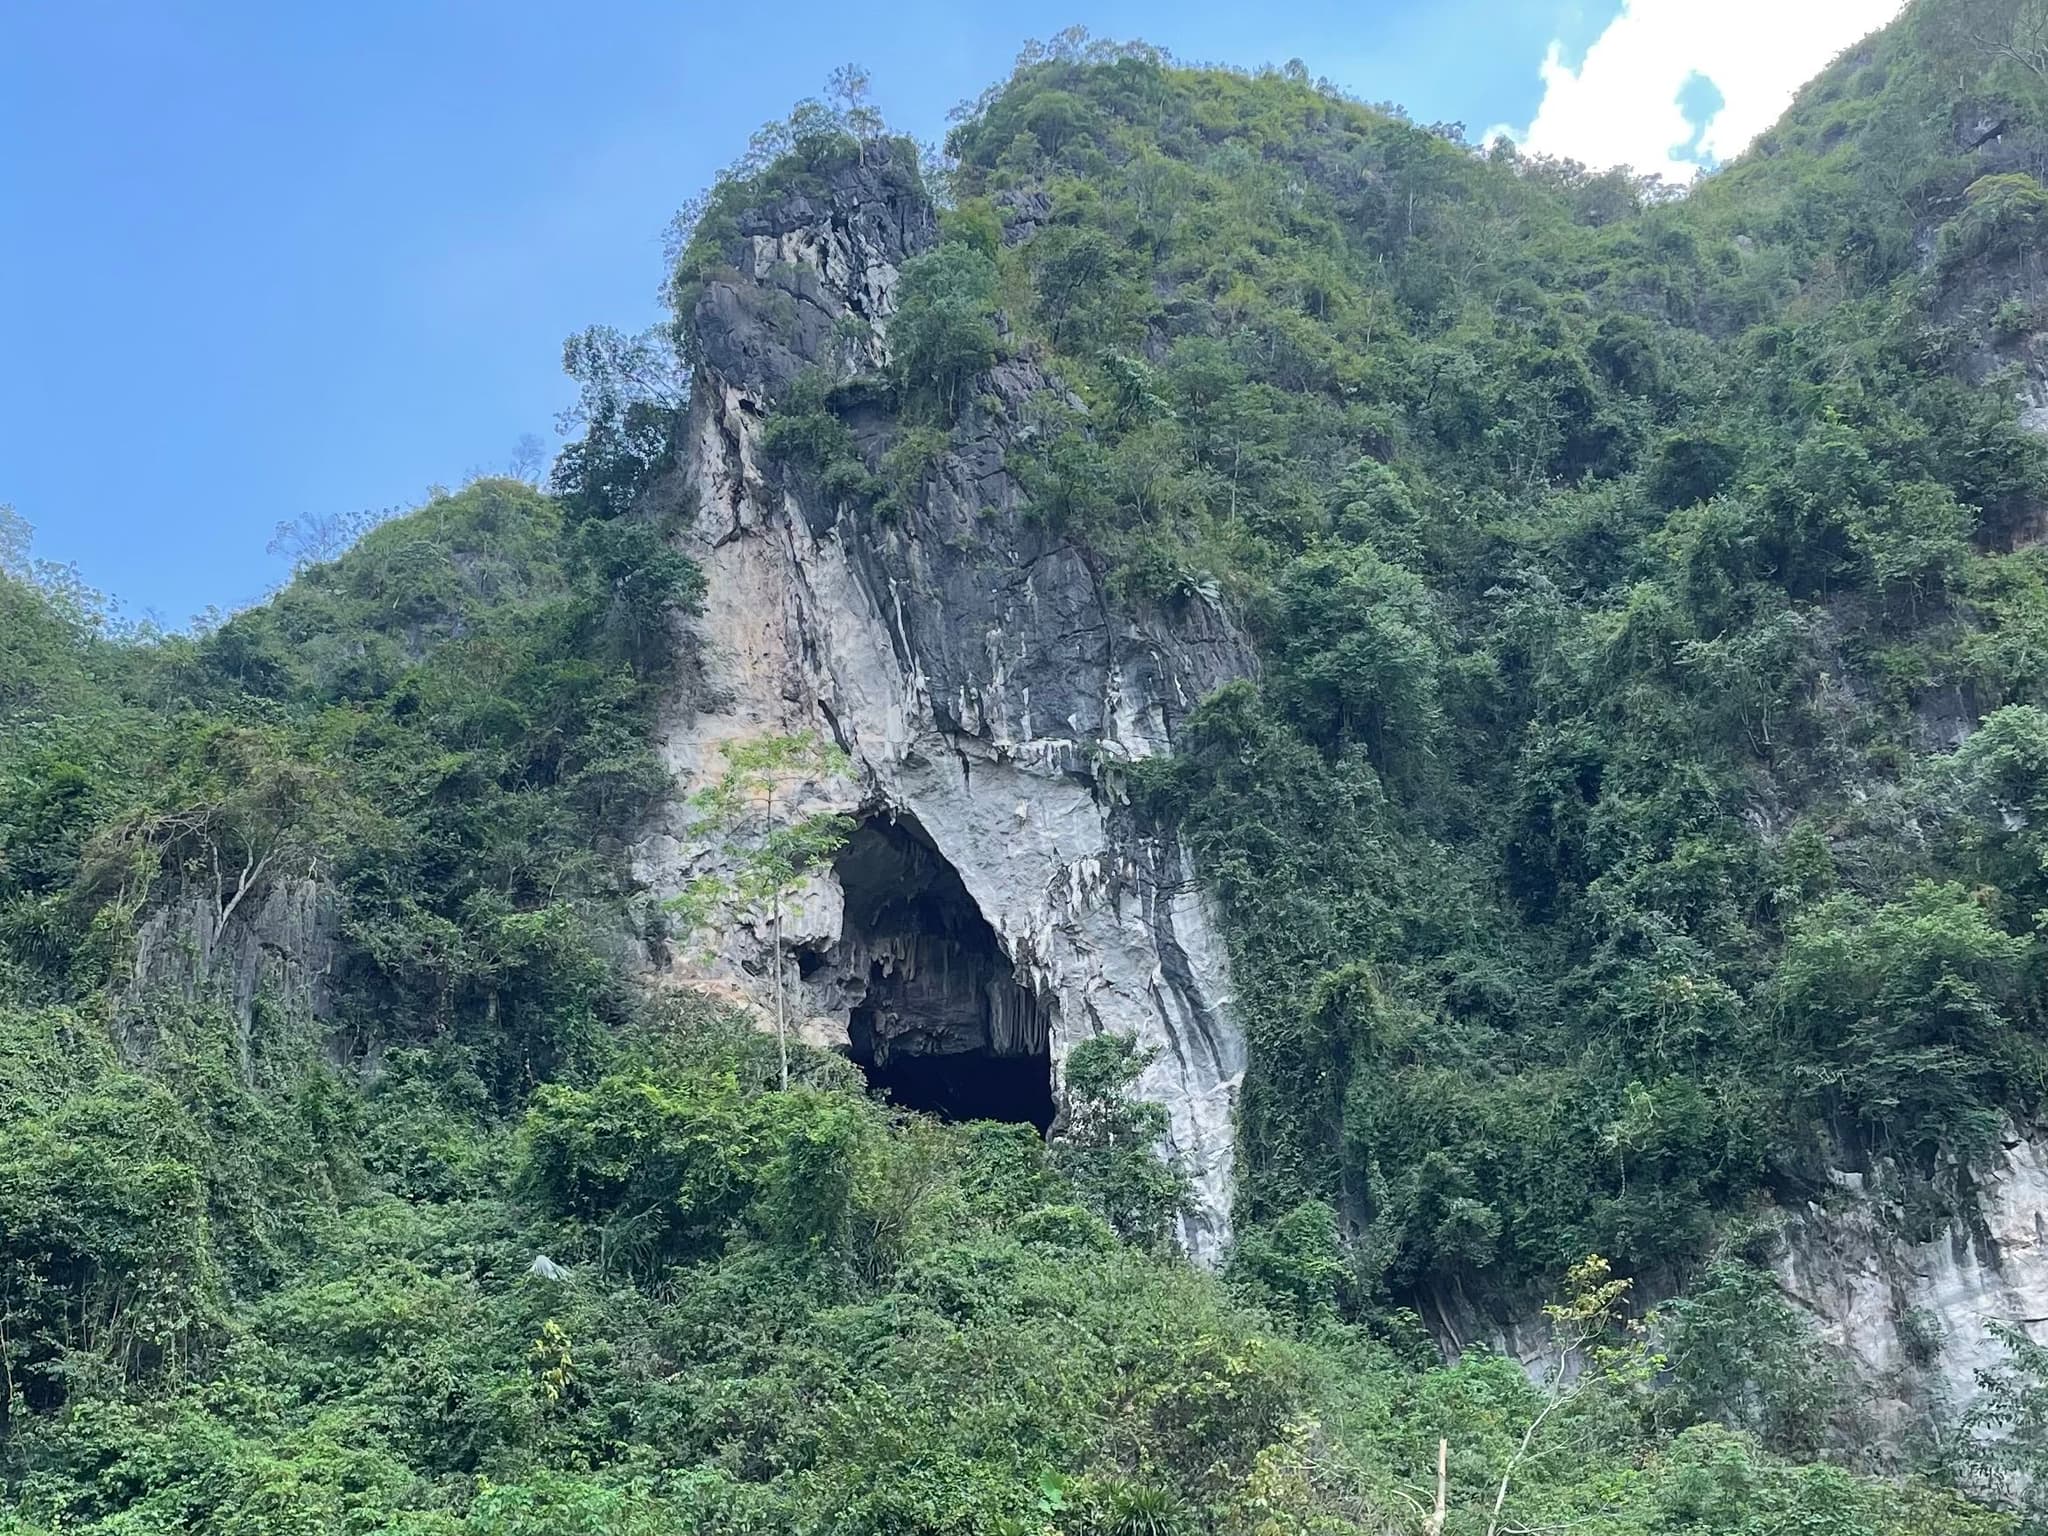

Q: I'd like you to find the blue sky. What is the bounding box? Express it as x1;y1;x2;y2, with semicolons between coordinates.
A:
3;0;1898;623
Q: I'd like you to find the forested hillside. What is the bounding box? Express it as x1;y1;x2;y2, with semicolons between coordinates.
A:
6;0;2048;1529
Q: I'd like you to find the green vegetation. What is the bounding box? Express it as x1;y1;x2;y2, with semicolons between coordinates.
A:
1959;1323;2048;1529
7;0;2048;1526
903;9;2048;1312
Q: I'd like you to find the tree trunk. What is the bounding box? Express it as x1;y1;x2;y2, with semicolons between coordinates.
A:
773;902;789;1091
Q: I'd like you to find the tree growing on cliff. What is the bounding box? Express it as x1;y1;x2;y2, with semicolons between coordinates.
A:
1483;1255;1661;1536
891;242;1001;419
826;64;884;150
1049;1033;1189;1247
550;325;689;524
1957;1323;2048;1529
668;732;854;1090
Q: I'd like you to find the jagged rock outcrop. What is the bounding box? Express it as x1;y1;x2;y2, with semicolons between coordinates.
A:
1775;1128;2048;1446
1924;97;2048;496
1436;1133;2048;1450
124;875;337;1071
633;147;1251;1257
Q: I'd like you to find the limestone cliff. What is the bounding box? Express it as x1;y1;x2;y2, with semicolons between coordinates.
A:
1773;1127;2048;1448
123;875;337;1073
1767;99;2048;1437
631;147;1250;1258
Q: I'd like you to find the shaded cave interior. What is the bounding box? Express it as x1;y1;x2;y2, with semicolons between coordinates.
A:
830;814;1056;1132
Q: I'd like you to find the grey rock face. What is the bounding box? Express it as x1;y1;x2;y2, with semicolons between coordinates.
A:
1439;1132;2048;1447
994;188;1053;246
1773;1130;2048;1445
692;153;935;399
125;875;337;1073
636;144;1251;1257
1920;105;2048;508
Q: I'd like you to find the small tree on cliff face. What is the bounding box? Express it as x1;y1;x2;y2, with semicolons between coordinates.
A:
1958;1323;2048;1528
1482;1255;1660;1536
83;723;331;960
890;244;1000;419
669;733;852;1090
1050;1034;1188;1247
826;64;884;151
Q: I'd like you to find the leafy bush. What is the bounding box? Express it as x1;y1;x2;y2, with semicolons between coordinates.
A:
891;244;1001;418
1050;1034;1189;1248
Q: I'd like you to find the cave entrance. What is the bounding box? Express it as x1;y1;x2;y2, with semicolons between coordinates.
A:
852;1039;1055;1128
835;814;1056;1133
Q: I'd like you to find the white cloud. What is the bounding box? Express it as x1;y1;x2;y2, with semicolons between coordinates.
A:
1495;0;1907;180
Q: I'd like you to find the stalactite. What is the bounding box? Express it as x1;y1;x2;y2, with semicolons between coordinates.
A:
827;812;1055;1125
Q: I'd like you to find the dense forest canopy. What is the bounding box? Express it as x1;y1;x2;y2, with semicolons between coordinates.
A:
6;0;2048;1529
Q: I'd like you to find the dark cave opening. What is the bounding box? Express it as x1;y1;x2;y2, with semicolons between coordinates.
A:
851;1035;1055;1130
835;814;1056;1133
